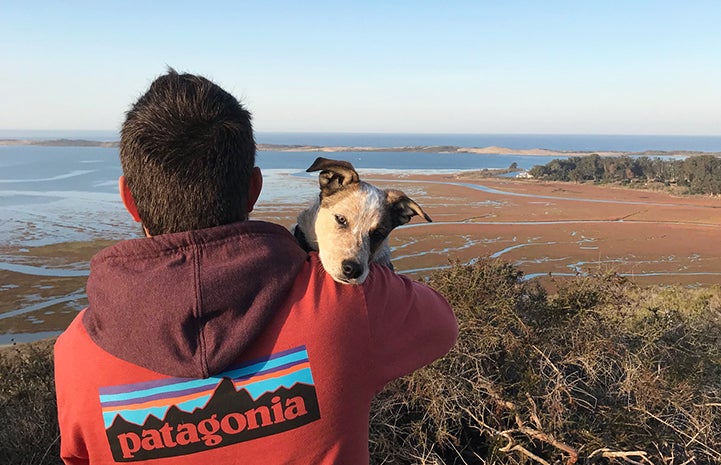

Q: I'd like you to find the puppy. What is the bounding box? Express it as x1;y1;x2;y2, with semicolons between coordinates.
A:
294;157;432;284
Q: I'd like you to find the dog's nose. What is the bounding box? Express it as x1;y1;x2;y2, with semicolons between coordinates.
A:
341;260;363;280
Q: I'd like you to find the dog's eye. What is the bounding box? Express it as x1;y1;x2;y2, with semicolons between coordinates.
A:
334;214;348;226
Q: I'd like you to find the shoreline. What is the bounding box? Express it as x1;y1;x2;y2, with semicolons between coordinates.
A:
0;138;717;158
4;174;721;347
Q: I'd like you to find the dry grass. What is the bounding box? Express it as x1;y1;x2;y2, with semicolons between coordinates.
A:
2;260;721;464
370;260;721;464
0;339;60;465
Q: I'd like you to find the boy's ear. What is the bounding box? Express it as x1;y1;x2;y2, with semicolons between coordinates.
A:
246;167;263;215
118;176;142;222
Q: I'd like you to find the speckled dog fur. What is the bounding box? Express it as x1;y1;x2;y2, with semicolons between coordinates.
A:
294;157;432;284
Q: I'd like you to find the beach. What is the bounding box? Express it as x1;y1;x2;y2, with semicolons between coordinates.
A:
3;172;721;345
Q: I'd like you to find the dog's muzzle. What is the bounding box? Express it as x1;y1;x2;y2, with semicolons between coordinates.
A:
341;260;363;280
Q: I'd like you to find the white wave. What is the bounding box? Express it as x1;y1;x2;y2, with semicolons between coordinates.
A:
0;169;96;183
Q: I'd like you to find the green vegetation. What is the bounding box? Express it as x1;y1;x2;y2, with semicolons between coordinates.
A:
456;163;522;179
2;261;721;464
529;154;721;195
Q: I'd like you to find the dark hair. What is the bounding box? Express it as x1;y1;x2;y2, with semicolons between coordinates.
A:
120;69;256;235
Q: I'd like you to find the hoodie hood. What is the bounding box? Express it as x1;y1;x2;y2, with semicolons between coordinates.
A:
83;221;307;378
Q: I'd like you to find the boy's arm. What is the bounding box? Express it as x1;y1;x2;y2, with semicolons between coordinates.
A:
363;264;458;390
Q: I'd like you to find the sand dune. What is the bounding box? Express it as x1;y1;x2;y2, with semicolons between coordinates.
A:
2;138;714;157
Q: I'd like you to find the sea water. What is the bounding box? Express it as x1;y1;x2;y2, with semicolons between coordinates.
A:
0;143;559;246
257;132;721;152
3;131;721;246
4;130;721;151
2;133;721;343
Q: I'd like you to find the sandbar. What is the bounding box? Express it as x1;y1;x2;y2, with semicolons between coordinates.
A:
1;138;717;158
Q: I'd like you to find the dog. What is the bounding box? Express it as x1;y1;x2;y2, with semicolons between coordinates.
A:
293;157;432;284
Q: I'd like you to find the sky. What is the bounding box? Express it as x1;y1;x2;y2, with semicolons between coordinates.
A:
2;1;721;135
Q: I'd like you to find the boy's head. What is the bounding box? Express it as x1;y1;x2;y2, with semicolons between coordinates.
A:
119;69;259;236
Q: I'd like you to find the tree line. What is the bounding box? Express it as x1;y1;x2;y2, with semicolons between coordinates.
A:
528;154;721;195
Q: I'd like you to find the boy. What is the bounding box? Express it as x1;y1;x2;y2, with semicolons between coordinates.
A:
54;69;457;464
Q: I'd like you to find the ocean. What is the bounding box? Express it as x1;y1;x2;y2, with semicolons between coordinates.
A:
0;145;558;247
2;132;721;247
256;132;721;153
2;132;721;344
3;130;721;151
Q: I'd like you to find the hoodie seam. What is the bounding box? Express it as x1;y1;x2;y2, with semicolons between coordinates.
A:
360;280;379;392
96;231;301;262
191;239;209;378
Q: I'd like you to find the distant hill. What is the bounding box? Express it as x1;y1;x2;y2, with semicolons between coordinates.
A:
0;138;118;148
2;138;720;158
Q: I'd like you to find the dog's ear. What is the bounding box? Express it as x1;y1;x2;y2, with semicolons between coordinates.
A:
385;189;433;228
306;157;360;197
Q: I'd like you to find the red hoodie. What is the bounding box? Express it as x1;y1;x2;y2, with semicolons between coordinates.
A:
54;221;457;464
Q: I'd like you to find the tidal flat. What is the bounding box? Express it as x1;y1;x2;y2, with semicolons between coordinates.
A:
0;240;116;344
2;174;721;345
379;175;721;286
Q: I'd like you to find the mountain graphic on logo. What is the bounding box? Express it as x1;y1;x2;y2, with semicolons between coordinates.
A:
106;378;321;462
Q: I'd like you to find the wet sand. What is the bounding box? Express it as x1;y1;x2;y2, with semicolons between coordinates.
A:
368;174;721;286
3;174;721;344
0;240;116;344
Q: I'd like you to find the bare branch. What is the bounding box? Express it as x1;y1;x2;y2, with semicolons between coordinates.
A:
636;408;721;459
518;426;578;465
589;448;654;465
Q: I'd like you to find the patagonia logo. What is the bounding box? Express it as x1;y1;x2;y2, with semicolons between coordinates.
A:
99;346;321;461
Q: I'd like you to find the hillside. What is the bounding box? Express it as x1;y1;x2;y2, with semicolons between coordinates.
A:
2;261;720;464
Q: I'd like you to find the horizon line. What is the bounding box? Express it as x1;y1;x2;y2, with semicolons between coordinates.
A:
2;129;721;138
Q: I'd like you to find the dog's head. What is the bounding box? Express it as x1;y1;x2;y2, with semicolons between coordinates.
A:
306;157;432;284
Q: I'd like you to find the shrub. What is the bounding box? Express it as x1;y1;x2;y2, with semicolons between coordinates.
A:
2;260;721;464
0;340;60;465
370;259;721;464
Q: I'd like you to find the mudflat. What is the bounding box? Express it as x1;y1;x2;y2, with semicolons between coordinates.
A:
369;174;721;286
2;174;721;344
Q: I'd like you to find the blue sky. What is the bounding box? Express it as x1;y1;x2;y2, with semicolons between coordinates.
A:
2;1;720;135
